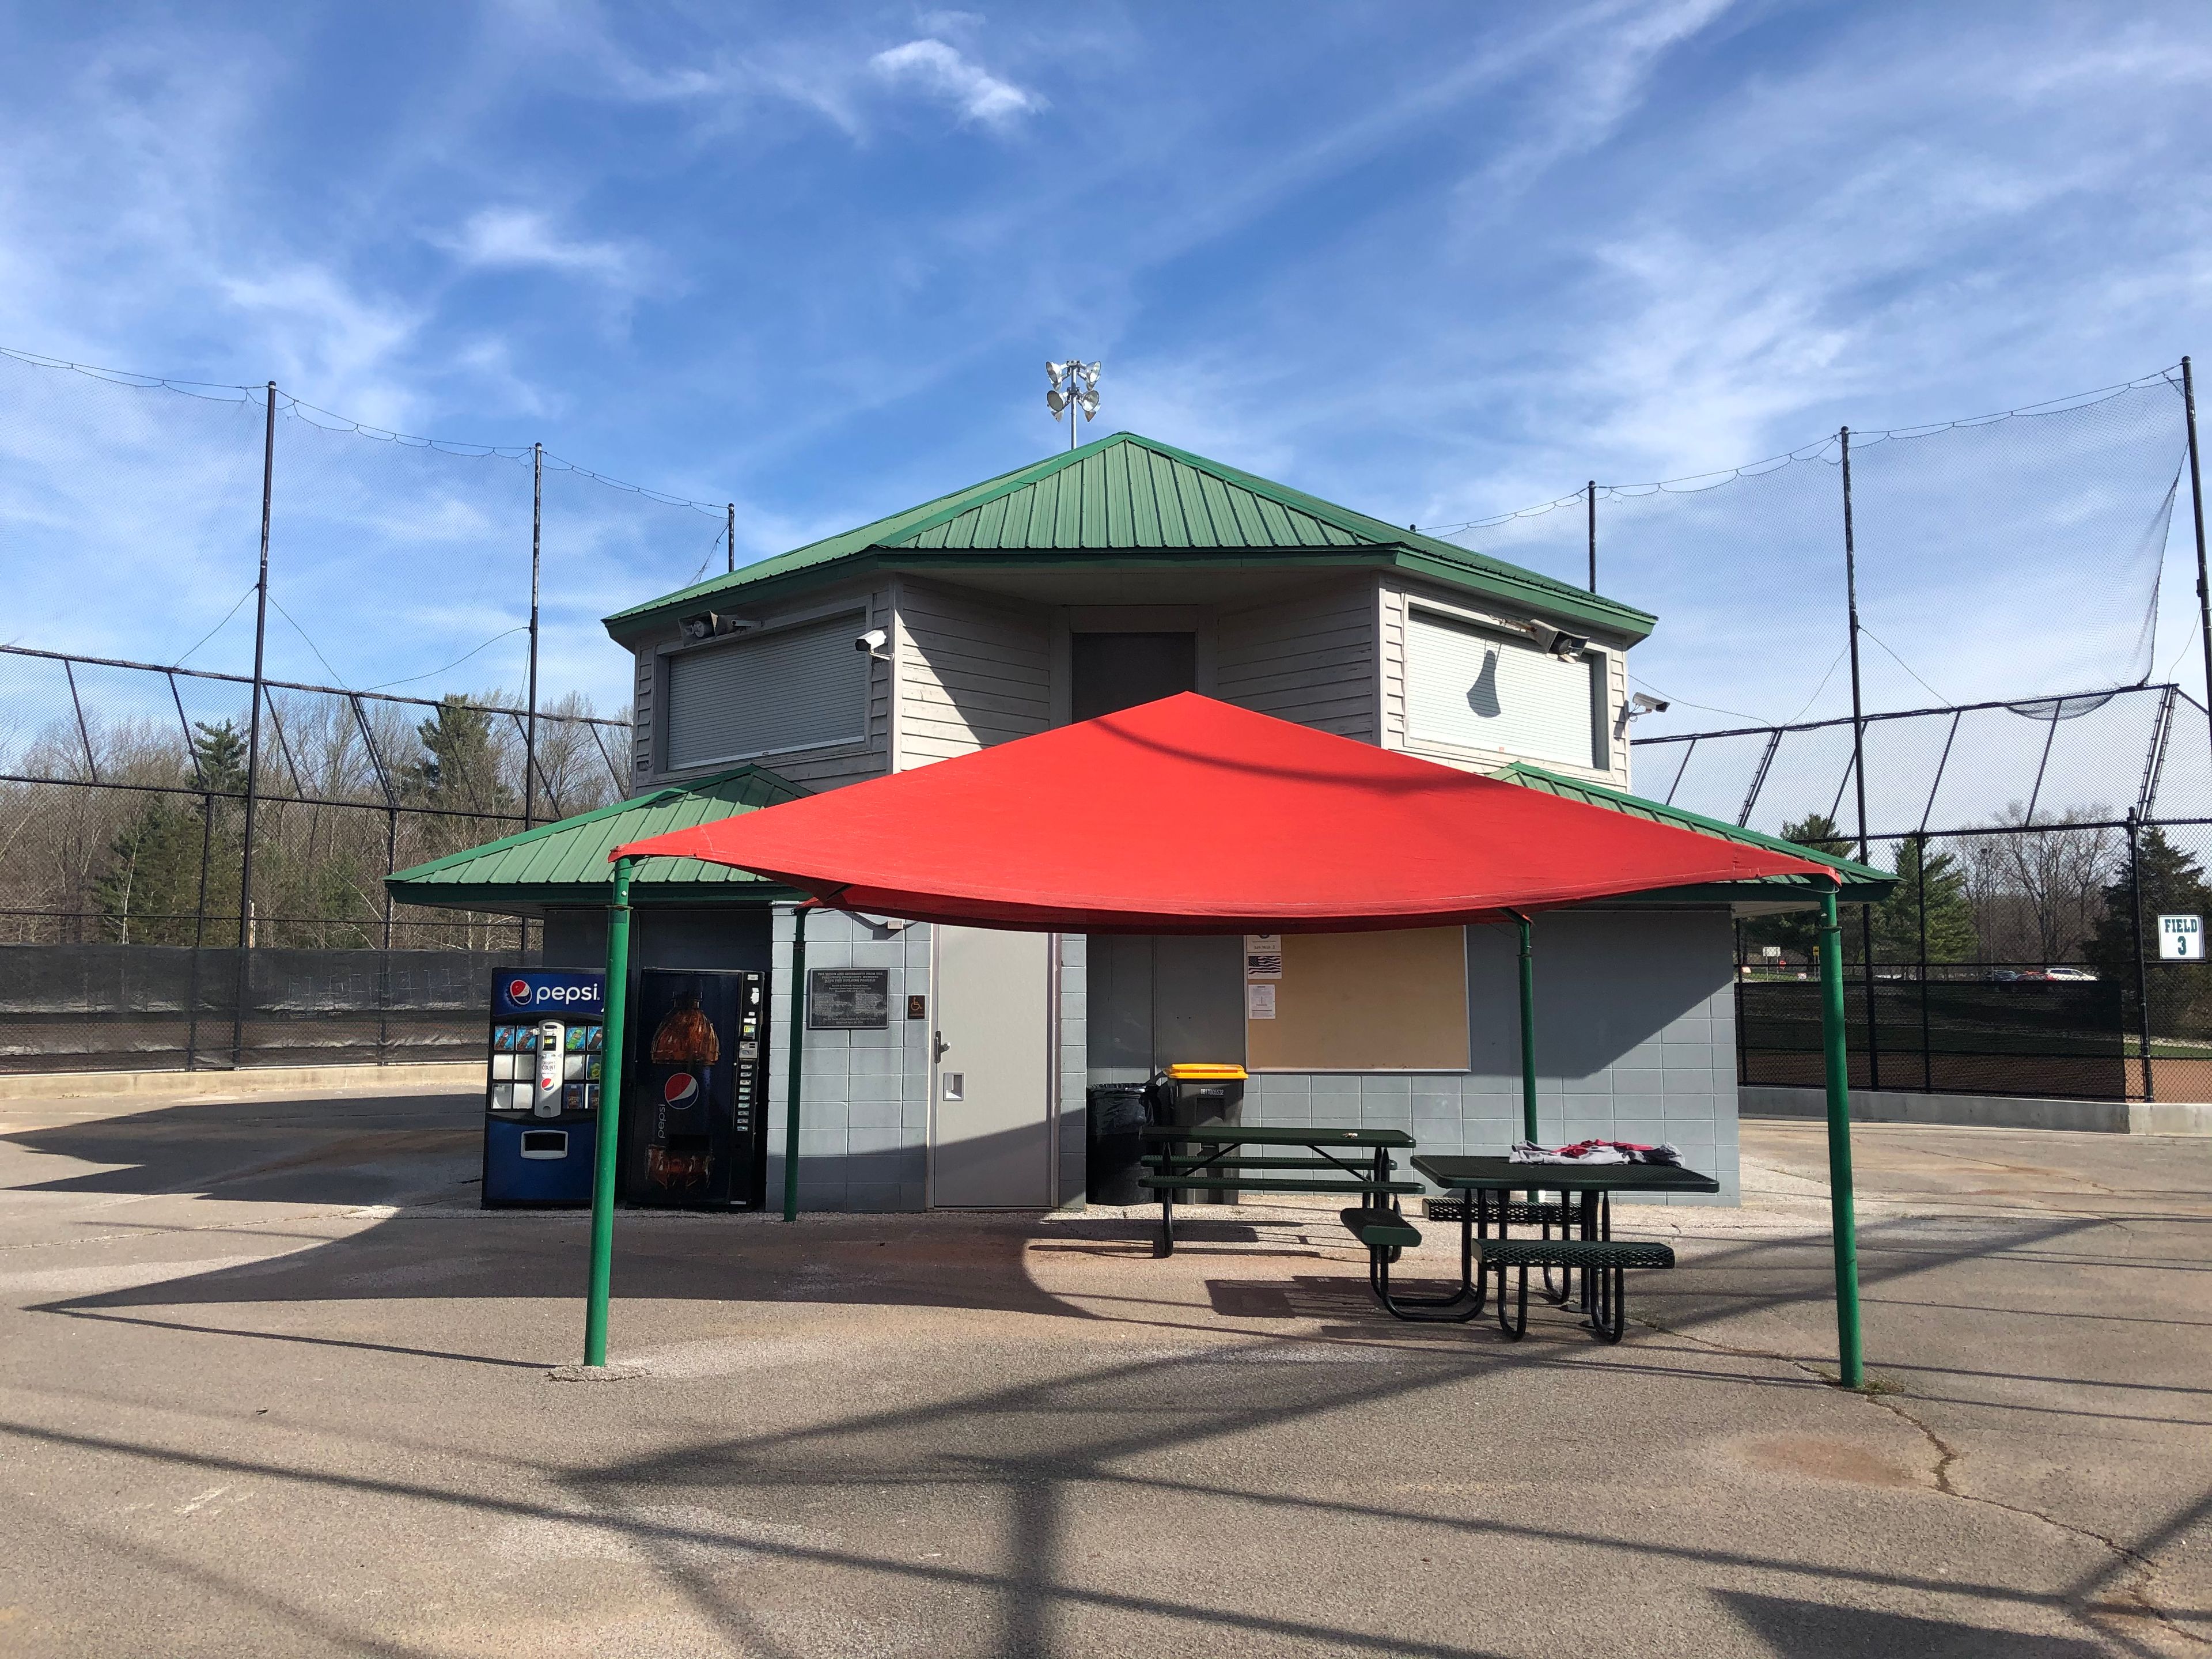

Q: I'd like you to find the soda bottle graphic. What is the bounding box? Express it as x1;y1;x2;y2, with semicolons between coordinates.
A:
646;987;719;1191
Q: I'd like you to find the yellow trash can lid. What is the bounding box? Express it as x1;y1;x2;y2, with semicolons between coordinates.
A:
1164;1063;1247;1082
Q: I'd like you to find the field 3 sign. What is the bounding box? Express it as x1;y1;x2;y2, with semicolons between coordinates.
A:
2158;914;2204;961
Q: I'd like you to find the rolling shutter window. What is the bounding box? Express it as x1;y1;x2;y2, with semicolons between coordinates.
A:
665;616;868;770
1407;609;1604;769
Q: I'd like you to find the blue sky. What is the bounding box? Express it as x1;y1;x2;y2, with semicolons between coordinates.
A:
2;1;2211;734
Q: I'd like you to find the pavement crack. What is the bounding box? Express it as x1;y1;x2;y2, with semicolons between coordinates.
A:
1640;1309;2209;1652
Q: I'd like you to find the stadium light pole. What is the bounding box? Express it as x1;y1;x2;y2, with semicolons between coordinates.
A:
1047;361;1100;450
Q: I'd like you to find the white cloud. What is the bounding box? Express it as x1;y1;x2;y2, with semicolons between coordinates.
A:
869;39;1043;129
437;207;637;284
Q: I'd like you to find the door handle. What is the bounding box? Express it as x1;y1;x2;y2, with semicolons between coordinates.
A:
933;1031;949;1062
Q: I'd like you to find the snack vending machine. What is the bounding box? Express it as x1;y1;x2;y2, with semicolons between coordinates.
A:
625;969;769;1211
482;969;605;1207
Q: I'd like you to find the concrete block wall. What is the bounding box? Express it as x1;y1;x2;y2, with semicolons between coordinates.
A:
767;906;934;1211
1237;908;1741;1205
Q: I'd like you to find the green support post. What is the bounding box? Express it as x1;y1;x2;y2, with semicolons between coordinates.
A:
1817;887;1865;1387
582;855;634;1368
782;904;809;1222
1516;914;1539;1144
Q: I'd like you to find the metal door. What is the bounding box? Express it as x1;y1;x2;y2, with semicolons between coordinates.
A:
931;925;1053;1208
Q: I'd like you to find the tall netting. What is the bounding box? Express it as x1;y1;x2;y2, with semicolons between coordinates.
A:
1448;373;2188;730
1635;689;2212;1104
0;349;723;1071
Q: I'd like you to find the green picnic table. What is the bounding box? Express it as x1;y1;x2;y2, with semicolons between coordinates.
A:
1404;1154;1717;1340
1139;1124;1417;1255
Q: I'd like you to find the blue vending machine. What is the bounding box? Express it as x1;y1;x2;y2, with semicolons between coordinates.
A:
482;969;605;1207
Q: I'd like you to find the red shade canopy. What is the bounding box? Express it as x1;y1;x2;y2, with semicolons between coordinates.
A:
613;694;1832;934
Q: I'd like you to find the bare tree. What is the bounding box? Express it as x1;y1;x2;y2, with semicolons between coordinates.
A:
1955;802;2119;965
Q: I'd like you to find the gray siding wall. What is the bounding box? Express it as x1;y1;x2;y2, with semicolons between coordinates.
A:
1377;575;1635;790
768;904;934;1212
627;583;895;794
1214;579;1377;740
894;578;1052;769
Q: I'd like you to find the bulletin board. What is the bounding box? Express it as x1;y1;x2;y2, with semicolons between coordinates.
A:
1244;926;1471;1072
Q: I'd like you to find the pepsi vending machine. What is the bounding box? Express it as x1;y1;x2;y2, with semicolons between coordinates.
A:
624;969;769;1210
482;969;605;1207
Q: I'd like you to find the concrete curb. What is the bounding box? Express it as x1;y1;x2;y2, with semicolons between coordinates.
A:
1741;1084;2212;1136
0;1061;481;1103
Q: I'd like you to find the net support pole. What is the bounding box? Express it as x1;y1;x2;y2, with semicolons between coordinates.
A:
783;903;810;1221
525;443;541;831
1840;426;1881;1091
2130;813;2155;1103
1514;912;1539;1144
582;855;634;1368
727;502;736;574
2186;358;2212;779
1817;885;1864;1388
232;380;276;1067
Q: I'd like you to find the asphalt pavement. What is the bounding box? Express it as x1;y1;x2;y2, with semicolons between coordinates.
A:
0;1086;2205;1657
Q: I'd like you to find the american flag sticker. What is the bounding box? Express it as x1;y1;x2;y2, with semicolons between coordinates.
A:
1245;934;1283;980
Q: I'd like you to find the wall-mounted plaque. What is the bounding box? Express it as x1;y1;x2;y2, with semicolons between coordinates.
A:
808;968;890;1029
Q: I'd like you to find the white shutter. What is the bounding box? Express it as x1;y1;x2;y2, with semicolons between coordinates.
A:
665;615;868;769
1407;610;1603;768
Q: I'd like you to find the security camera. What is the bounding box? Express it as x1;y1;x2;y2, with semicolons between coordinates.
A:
855;627;890;658
680;613;718;641
1631;692;1669;715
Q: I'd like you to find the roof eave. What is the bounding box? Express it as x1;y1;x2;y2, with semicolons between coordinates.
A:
606;544;1655;644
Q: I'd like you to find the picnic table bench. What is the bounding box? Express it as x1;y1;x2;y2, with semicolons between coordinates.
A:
1404;1155;1716;1342
1138;1124;1416;1255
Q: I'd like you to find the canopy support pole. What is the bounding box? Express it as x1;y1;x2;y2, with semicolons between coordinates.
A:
1818;887;1863;1387
782;904;809;1222
582;855;634;1368
1514;913;1538;1144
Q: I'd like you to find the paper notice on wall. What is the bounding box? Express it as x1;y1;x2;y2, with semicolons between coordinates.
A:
1246;982;1277;1020
1244;935;1283;980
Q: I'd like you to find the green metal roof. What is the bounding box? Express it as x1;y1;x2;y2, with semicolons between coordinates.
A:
1489;762;1896;903
607;432;1656;642
384;765;808;915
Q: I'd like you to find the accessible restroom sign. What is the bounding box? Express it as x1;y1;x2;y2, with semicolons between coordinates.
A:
2159;914;2204;960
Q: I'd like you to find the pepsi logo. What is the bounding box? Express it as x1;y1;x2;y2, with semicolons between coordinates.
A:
508;978;531;1002
662;1073;699;1108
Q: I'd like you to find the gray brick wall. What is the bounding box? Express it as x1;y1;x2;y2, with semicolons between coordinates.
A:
1240;908;1739;1204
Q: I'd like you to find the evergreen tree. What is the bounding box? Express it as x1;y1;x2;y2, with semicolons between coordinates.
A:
1742;812;1855;967
91;721;248;945
402;698;516;813
1874;836;1976;964
2084;825;2212;984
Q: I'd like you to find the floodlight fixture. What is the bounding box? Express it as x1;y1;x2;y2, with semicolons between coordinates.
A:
1046;358;1101;450
1518;620;1588;661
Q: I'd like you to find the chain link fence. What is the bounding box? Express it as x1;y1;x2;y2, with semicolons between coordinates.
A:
1632;685;2212;1102
0;349;736;1073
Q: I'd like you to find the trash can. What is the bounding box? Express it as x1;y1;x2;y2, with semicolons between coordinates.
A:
1085;1083;1151;1206
1156;1063;1246;1205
